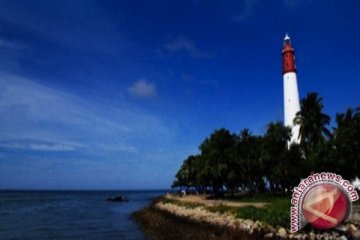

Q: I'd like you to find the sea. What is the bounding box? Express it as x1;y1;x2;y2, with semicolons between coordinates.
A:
0;190;167;240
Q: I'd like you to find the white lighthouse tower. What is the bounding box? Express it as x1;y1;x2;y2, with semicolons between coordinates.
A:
282;34;301;145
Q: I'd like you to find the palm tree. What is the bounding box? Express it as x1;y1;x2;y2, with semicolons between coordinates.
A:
332;107;360;178
293;92;331;158
334;107;360;131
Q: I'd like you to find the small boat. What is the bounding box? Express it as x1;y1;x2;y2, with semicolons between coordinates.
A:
106;195;129;202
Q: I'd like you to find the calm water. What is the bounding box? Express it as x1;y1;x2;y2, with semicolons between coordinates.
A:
0;190;166;240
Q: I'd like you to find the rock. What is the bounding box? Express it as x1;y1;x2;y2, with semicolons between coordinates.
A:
301;233;309;240
345;223;360;240
322;232;331;240
336;224;347;233
308;232;315;240
106;195;129;202
277;227;287;238
348;224;358;232
287;233;294;239
263;224;276;233
331;232;340;238
264;232;274;239
351;230;360;240
245;219;254;226
233;220;241;229
253;221;259;229
291;233;302;240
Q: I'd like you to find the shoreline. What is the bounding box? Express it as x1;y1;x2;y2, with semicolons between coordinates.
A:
133;195;360;240
132;197;262;240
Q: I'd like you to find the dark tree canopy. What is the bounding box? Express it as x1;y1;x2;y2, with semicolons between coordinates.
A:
293;92;331;159
173;92;359;196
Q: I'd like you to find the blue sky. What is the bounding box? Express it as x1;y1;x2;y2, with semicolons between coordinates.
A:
0;0;359;190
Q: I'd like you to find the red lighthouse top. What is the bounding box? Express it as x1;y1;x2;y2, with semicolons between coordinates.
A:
282;34;297;74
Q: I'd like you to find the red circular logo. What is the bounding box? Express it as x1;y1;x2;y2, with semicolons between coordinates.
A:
301;184;349;229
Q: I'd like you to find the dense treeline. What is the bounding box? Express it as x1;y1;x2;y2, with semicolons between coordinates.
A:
172;92;360;195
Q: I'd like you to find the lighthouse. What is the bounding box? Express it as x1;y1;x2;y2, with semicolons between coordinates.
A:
282;34;301;145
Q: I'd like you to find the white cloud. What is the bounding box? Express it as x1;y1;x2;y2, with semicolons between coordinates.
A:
128;79;156;98
29;143;75;151
0;72;171;154
0;142;79;151
164;36;213;58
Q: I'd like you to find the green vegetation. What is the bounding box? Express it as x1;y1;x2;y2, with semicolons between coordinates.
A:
232;197;290;227
173;92;360;195
162;198;203;209
207;195;290;227
165;195;291;227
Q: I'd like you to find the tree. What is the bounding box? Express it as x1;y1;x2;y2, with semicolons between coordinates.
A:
262;122;291;192
199;128;237;196
293;92;331;162
173;93;348;196
331;107;360;179
284;144;307;188
237;129;264;193
173;155;200;190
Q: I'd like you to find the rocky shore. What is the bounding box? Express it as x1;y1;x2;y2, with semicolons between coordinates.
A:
133;197;260;240
133;196;360;240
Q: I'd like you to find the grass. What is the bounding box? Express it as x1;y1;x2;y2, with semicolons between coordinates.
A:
166;194;291;228
207;195;291;227
157;192;359;232
162;197;204;209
